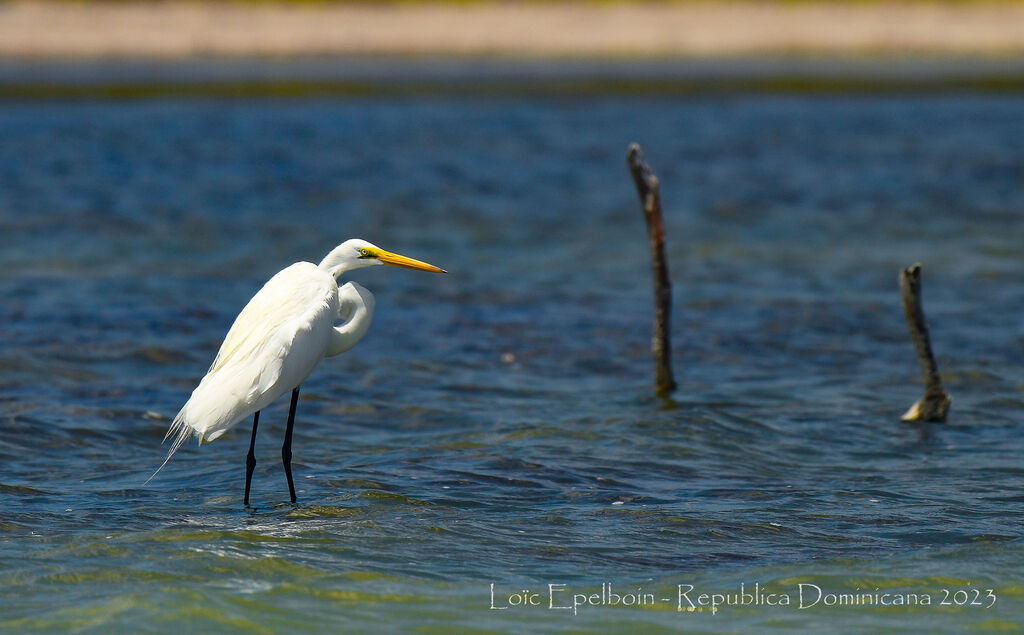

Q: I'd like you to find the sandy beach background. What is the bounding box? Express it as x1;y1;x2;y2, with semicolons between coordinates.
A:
2;1;1024;59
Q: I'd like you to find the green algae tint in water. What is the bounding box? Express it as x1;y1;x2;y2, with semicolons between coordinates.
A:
1;95;1023;632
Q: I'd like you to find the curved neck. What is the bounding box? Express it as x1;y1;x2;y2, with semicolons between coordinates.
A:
319;245;365;280
327;282;375;357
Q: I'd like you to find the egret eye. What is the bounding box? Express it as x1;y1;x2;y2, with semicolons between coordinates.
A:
358;248;374;259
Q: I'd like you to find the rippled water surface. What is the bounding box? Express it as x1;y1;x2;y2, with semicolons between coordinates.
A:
2;94;1023;631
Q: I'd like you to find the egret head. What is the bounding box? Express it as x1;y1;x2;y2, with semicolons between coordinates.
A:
320;239;446;278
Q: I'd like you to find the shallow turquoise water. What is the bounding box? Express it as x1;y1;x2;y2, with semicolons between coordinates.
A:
1;95;1023;631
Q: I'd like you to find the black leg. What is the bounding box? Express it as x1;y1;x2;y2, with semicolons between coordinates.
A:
282;387;300;504
244;410;260;507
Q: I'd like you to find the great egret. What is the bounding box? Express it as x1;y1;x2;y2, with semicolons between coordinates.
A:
147;239;445;505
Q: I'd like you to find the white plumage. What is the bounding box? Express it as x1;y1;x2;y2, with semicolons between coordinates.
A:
178;262;338;444
147;239;444;488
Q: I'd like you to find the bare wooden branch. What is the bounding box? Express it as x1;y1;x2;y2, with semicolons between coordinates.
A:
627;143;676;396
899;263;951;422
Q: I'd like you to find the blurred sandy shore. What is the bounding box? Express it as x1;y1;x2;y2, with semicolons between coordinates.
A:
2;1;1024;59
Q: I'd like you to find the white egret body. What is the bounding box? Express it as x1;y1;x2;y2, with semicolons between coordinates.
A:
148;239;445;503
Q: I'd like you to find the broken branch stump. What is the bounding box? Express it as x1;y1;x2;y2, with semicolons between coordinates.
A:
627;143;676;397
899;263;951;422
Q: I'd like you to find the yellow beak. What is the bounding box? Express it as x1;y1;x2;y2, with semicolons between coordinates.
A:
376;250;447;274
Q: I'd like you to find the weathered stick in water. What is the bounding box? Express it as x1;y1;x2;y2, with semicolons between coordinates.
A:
627;143;676;396
899;263;951;421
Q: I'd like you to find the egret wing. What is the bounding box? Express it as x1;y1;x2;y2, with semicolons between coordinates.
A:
210;264;325;366
148;260;340;485
182;263;336;439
